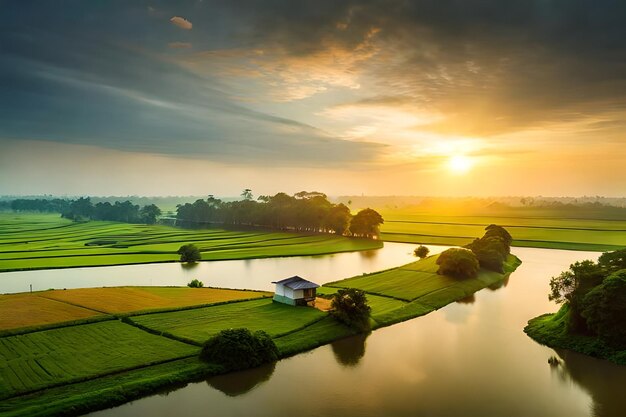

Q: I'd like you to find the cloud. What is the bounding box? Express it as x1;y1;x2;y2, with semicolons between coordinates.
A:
170;16;192;30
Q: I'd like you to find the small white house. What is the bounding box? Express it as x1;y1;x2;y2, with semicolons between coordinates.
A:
272;276;319;306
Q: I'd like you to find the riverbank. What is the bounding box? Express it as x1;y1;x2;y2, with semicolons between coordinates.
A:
0;253;520;416
524;305;626;366
0;213;382;273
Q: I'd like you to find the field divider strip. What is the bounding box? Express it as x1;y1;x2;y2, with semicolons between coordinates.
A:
120;317;203;347
37;294;111;315
271;314;329;340
0;315;116;338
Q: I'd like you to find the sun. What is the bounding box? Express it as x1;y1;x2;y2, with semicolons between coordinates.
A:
448;154;473;174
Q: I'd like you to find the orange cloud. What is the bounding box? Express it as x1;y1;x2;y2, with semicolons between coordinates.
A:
170;16;192;30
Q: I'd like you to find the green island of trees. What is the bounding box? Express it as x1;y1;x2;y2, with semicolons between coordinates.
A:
525;248;626;365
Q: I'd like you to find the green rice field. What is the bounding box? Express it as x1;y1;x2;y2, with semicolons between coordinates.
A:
130;298;326;344
378;211;626;251
0;213;382;272
0;320;197;399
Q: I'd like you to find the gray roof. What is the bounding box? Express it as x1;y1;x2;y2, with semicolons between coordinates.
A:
271;276;319;290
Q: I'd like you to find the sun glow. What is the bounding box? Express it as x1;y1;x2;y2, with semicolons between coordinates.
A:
448;154;473;174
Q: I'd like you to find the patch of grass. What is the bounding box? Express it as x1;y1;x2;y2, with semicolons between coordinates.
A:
130;298;325;344
0;320;197;399
274;316;356;357
0;213;382;272
524;305;626;366
38;287;272;314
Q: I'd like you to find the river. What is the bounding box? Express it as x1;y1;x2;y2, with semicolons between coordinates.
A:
4;244;624;416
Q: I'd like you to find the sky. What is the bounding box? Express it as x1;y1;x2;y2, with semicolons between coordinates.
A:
1;0;625;197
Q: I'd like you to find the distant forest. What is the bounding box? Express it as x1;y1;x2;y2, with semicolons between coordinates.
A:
175;191;384;238
0;192;386;238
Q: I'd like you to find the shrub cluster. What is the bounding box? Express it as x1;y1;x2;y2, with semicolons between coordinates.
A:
436;248;480;279
414;245;430;258
465;224;512;273
199;328;279;371
187;279;204;288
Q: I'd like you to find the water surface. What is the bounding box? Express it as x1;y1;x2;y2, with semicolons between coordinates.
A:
89;247;626;417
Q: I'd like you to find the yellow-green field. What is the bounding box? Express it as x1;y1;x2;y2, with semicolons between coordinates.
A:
0;213;382;272
378;210;626;251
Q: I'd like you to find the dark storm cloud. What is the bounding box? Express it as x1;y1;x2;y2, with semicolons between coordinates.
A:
1;0;624;162
0;1;383;165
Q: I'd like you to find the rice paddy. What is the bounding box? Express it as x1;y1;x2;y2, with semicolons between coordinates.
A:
378;211;626;251
0;320;197;399
0;213;383;272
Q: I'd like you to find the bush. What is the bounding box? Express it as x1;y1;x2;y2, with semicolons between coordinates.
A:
178;244;201;263
199;328;279;371
436;248;480;279
414;245;429;258
330;288;371;332
581;269;626;346
466;236;509;273
484;224;513;246
187;279;204;288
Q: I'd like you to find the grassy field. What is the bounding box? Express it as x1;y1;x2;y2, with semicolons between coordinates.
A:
0;252;520;416
38;287;271;315
130;298;326;344
0;293;100;331
0;213;382;272
378;210;626;251
0;320;197;399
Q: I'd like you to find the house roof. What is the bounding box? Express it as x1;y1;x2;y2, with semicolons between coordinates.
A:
271;276;320;290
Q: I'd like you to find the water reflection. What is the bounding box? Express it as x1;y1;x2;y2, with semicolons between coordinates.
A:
456;294;476;304
331;334;368;367
487;275;510;290
552;349;626;417
206;362;276;397
180;262;199;271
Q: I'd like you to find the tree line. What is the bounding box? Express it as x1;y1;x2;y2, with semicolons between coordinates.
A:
62;197;162;224
175;191;384;239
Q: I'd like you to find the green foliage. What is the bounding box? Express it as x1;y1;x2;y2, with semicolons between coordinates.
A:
548;260;604;331
484;224;513;246
414;245;429;258
199;328;278;371
597;249;626;273
187;279;204;288
140;204;161;224
581;269;626;346
177;244;201;263
436;248;479;279
349;208;384;239
330;288;372;332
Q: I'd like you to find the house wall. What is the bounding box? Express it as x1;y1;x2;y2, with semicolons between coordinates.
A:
275;283;285;296
292;289;304;299
284;287;295;299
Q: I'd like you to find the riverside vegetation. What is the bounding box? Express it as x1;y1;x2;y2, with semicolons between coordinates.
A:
0;226;520;416
525;248;626;365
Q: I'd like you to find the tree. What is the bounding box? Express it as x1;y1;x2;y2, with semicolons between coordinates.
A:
199;328;279;371
465;236;509;273
140;204;161;224
484;224;513;247
436;248;480;279
241;189;253;201
187;279;204;288
548;260;604;332
330;288;371;332
178;244;201;263
325;203;351;235
581;269;626;346
598;249;626;273
349;208;384;239
414;245;429;258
